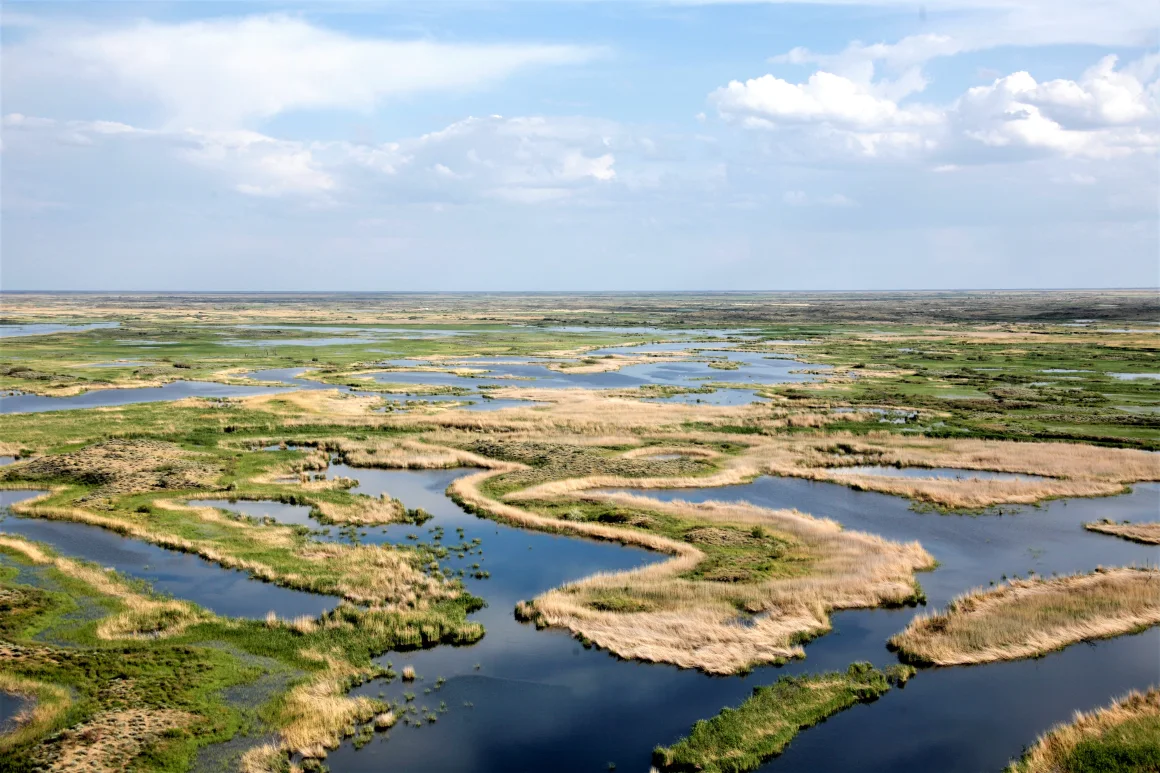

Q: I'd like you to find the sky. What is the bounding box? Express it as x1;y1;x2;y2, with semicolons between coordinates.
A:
1;1;1157;291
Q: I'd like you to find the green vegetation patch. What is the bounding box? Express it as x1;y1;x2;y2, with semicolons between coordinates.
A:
1064;713;1160;773
652;662;914;773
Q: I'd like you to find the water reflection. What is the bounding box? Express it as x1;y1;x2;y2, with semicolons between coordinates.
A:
0;491;339;619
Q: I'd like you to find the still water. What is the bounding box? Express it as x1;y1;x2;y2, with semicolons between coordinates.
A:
0;491;339;619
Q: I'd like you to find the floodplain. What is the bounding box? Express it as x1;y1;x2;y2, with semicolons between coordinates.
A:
0;290;1157;773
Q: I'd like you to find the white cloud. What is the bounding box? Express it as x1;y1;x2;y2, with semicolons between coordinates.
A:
2;112;622;203
711;71;940;129
4;14;600;129
951;59;1159;160
711;52;1159;163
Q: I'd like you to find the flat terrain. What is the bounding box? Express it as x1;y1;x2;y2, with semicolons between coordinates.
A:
0;291;1156;773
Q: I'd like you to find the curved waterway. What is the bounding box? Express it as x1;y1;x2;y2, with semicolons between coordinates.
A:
0;491;339;619
316;472;1159;773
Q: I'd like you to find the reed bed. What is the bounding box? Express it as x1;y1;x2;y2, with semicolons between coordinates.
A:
1084;520;1160;545
889;568;1160;665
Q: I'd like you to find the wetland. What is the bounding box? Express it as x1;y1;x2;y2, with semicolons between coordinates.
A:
0;291;1156;773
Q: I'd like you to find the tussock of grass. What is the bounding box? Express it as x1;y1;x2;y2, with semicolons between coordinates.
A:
889;567;1160;665
1006;688;1160;773
652;662;913;773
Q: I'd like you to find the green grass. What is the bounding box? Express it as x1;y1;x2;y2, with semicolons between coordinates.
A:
0;538;483;772
652;662;915;773
1063;712;1160;773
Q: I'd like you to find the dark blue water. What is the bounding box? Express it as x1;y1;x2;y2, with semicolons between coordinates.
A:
0;491;339;619
0;381;292;415
320;472;1160;773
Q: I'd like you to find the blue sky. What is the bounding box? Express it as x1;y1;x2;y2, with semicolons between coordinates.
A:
2;1;1157;291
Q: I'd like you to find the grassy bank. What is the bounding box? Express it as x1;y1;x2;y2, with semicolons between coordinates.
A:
889;568;1160;665
652;662;914;773
1006;689;1160;773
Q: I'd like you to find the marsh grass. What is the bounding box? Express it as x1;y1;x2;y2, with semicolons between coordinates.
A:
1083;520;1160;545
889;567;1160;665
454;468;932;674
652;662;913;773
1005;688;1160;773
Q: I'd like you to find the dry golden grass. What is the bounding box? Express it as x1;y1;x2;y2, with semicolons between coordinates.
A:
312;496;404;525
0;534;208;640
335;437;502;470
455;469;932;674
0;672;71;755
456;421;1157;508
619;446;722;461
889;568;1160;665
240;389;383;417
1005;688;1160;773
294;542;457;609
1084;521;1160;545
271;651;380;759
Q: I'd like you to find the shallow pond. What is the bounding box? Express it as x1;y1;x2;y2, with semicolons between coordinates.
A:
1109;372;1160;380
0;322;120;338
826;466;1050;482
188;499;317;528
313;471;1159;773
0;691;32;731
0;381;293;415
0;491;339;619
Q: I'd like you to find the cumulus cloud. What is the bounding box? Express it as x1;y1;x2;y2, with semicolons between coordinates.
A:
3;14;600;129
711;71;940;130
711;52;1159;163
951;57;1159;160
